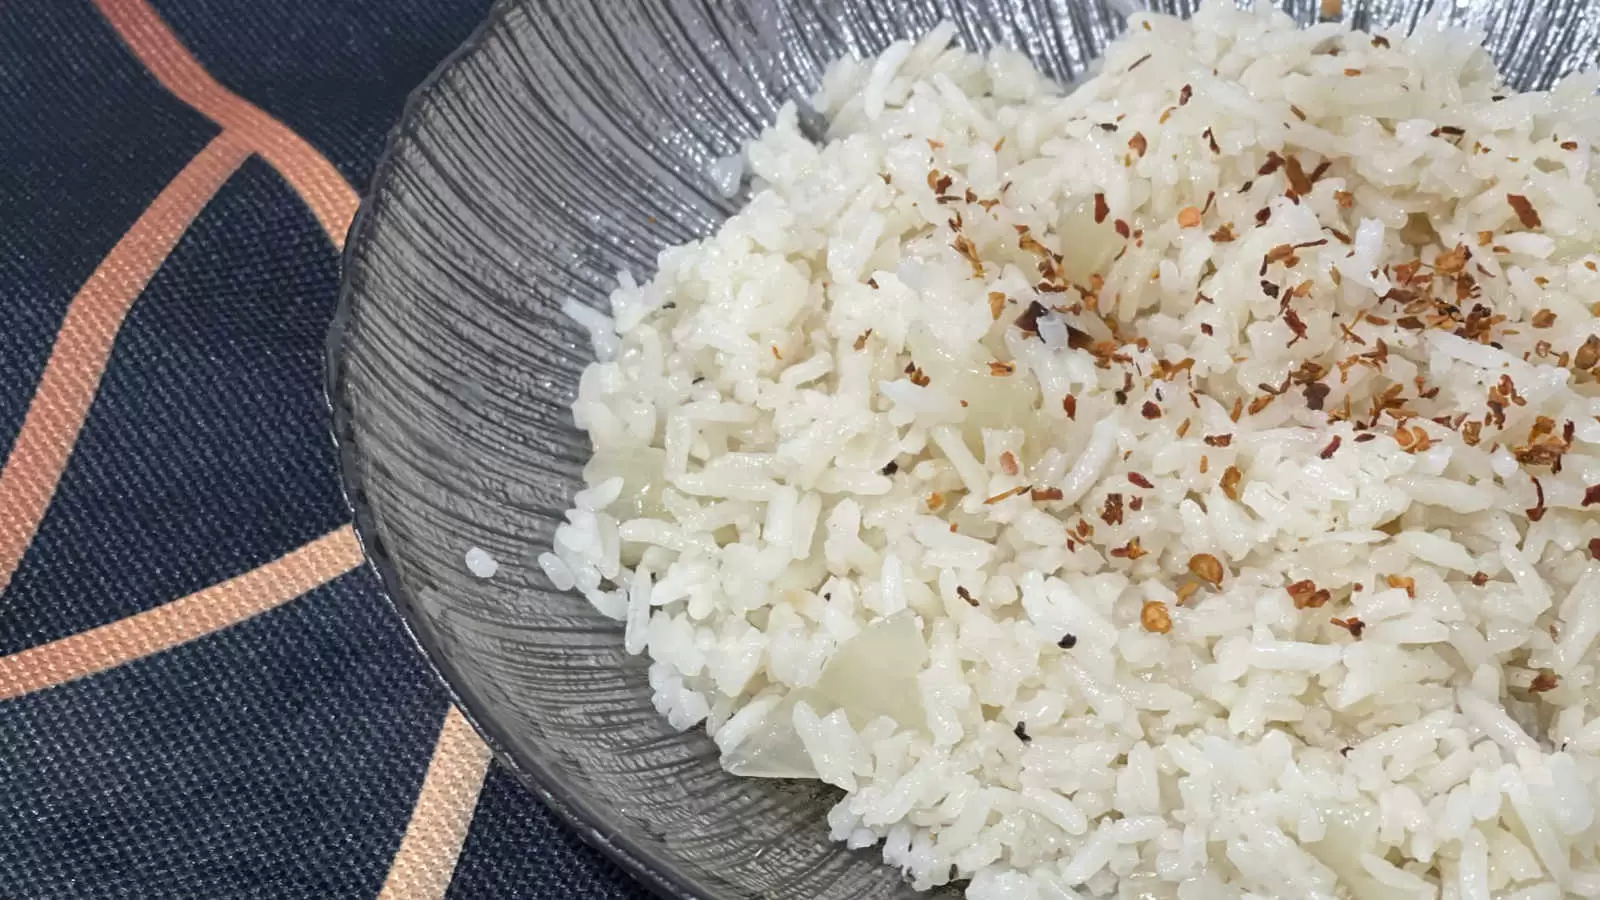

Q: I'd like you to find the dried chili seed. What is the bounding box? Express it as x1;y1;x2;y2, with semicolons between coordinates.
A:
988;291;1007;320
1507;194;1542;229
1574;335;1600;371
1127;472;1154;489
1128;132;1148;156
1220;465;1242;500
1013;721;1032;743
854;330;872;351
1188;553;1224;586
880;460;899;476
1177;206;1202;228
956;585;979;607
1385;574;1416;598
988;360;1015;376
1471;571;1490;586
1141;600;1173;633
1057;633;1078;649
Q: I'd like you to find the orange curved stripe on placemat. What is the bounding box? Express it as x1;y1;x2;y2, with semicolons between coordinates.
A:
378;706;493;900
0;133;251;597
0;525;363;701
92;0;359;249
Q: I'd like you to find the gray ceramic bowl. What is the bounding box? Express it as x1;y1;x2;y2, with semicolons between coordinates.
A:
328;1;1599;897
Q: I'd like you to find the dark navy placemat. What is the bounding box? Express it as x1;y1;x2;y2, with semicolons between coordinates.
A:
0;2;651;897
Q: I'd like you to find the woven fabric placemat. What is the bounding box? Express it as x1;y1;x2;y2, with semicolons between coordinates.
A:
0;2;652;897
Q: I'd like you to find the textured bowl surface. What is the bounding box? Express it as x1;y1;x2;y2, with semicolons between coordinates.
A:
329;2;1599;897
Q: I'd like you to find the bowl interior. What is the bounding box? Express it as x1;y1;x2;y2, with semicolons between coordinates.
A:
329;1;1598;897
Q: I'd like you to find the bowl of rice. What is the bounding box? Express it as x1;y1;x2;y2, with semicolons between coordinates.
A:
330;0;1600;897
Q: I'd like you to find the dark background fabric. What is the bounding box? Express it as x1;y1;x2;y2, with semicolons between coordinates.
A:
0;1;652;897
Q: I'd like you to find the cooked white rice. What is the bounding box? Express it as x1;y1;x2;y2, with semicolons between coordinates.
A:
547;3;1600;897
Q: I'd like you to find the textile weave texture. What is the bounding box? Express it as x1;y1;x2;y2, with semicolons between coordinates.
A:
0;1;651;897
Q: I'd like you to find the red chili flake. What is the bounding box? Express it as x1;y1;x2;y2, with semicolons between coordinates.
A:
1590;537;1600;560
1115;219;1132;239
1127;472;1153;489
1204;434;1233;447
1141;401;1162;420
1583;485;1600;507
1111;538;1149;561
1507;194;1542;229
1202;127;1221;154
853;330;872;351
1320;436;1342;459
1128;132;1148;157
988;360;1015;376
1128;53;1152;71
1101;493;1125;525
1255;207;1272;226
1372;35;1390;47
1200;323;1215;336
1527;476;1547;522
1287;579;1331;609
1330;616;1366;638
1285;308;1308;346
1471;571;1490;586
1129;495;1144;511
1031;487;1064;502
1179;84;1193;106
1210;222;1236;243
1303;382;1331;411
1014;300;1048;337
1258;152;1285;176
1530;670;1560;693
1094;193;1109;224
1532;309;1556;329
1285;155;1314;197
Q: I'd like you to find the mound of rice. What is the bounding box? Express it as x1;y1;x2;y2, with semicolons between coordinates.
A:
542;4;1600;897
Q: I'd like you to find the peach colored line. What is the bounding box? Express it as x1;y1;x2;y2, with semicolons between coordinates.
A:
377;706;493;900
0;526;363;701
92;0;359;249
0;133;251;597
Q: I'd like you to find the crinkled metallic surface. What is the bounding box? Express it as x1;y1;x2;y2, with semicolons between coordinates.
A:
330;2;1599;897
